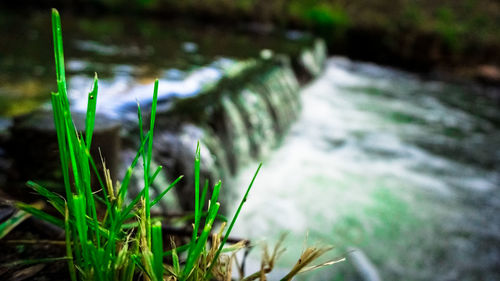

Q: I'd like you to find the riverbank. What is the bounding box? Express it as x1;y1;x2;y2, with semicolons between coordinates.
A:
2;1;499;84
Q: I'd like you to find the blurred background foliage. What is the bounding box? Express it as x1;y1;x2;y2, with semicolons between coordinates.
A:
4;0;499;70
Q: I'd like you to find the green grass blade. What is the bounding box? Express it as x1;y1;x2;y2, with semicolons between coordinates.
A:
51;93;73;209
151;175;183;206
163;243;191;257
72;195;90;271
131;254;154;281
208;180;222;210
120;172;181;224
182;202;220;280
152;221;164;280
188;142;202;260
171;244;181;275
148;165;163;187
51;8;65;85
207;163;262;276
194;142;201;224
136;101;145;148
118;132;150;203
63;121;82;194
72;133;101;249
146;79;159;177
0;209;31;239
84;216;111;239
52;8;70;114
85;73;98;150
123;257;136;281
145;79;159;247
83;147;113;216
15;202;64;228
199;179;209;213
26;181;65;215
64;204;78;281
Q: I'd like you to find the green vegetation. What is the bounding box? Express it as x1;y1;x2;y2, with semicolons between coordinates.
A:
292;3;350;41
98;0;500;66
0;9;340;280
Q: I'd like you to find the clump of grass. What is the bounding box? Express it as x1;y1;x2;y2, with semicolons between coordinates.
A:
0;8;341;280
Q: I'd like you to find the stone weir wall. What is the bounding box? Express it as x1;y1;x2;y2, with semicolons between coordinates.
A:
0;39;327;213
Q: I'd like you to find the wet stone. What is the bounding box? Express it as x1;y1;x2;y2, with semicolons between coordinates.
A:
5;110;121;199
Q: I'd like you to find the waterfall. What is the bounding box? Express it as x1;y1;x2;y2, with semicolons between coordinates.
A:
151;43;327;211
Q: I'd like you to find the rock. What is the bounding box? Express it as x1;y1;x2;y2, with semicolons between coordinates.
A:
294;39;327;83
153;124;225;211
476;65;500;85
5;110;121;200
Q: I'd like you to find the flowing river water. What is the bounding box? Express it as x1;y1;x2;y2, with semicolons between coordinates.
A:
231;57;500;281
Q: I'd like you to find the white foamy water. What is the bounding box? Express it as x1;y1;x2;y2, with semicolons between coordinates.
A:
231;57;500;281
67;58;236;117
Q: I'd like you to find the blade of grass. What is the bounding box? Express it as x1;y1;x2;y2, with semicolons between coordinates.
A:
0;209;31;239
75;131;101;249
188;142;202;261
118;132;150;204
182;201;220;280
84;147;113;217
207;163;262;277
63;120;82;195
85;73;98;150
170;239;181;275
137;249;159;281
145;79;160;247
151;175;183;206
26;181;65;216
51;8;65;86
199;179;209;213
208;180;222;210
148;165;163;188
15;202;64;228
152;221;164;280
65;204;78;281
136;100;145;149
72;195;90;272
51;93;73;210
163;243;191;257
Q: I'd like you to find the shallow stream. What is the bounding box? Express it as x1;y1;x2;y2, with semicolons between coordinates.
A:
232;57;500;281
